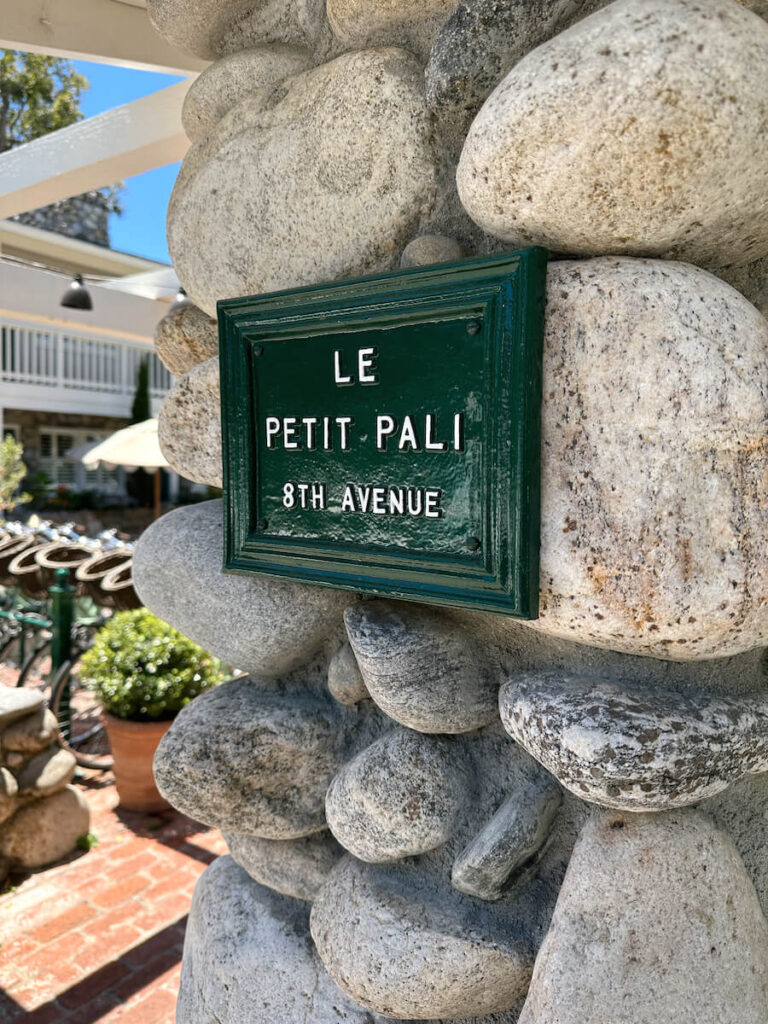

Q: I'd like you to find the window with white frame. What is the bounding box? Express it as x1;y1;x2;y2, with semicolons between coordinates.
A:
38;428;125;494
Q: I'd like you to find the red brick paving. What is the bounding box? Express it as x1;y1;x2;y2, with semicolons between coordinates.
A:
0;770;226;1023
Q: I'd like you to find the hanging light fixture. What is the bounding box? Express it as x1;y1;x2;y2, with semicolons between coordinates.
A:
60;274;93;311
168;286;193;314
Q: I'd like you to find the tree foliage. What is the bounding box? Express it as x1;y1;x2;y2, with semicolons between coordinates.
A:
0;435;31;514
0;51;87;153
0;51;122;215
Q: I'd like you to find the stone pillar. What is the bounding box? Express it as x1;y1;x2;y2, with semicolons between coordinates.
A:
141;0;768;1020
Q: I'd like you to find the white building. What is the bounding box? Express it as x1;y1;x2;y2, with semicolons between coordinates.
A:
0;218;175;497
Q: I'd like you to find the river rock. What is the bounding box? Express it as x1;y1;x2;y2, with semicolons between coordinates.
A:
15;747;76;799
0;767;17;825
182;45;313;142
154;302;218;376
426;0;608;156
224;830;344;901
345;600;499;732
327;641;369;705
500;672;768;811
451;776;561;901
518;811;768;1024
158;357;221;487
154;674;384;838
0;786;90;869
133;500;354;678
326;729;467;862
168;48;438;316
0;686;44;732
147;0;331;61
177;856;410;1024
311;727;585;1019
457;0;768;268
400;233;464;268
327;0;459;60
525;257;768;660
1;706;58;755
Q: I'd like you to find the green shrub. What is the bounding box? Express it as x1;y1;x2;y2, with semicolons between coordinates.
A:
79;609;226;722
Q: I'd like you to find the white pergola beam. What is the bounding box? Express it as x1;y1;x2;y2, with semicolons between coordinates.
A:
0;82;190;219
0;0;208;75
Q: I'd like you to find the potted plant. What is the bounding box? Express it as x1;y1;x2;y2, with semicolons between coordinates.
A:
79;608;226;811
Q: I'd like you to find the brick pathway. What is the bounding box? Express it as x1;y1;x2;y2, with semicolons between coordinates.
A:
0;770;226;1024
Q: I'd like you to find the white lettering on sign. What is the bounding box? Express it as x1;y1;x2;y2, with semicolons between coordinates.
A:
263;344;467;520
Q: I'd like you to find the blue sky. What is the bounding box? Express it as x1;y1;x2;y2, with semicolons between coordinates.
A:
72;60;184;264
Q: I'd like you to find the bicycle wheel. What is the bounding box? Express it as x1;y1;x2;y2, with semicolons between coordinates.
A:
49;659;113;771
16;635;52;691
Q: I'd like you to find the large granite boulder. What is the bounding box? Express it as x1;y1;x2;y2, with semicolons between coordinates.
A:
426;0;608;156
500;672;768;811
147;0;332;61
525;257;768;659
168;48;439;316
518;811;768;1024
154;302;218;376
181;45;312;141
177;855;411;1023
158;357;221;487
133;500;355;678
457;0;768;268
154;674;385;838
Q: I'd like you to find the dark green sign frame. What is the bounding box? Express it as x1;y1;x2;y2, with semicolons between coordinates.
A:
218;248;547;617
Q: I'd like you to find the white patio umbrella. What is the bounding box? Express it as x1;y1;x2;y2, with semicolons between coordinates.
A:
81;419;169;519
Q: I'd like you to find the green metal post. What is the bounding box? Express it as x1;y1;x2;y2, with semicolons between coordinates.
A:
50;567;74;672
50;568;74;742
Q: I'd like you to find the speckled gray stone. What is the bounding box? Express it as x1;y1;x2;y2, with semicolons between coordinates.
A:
0;686;44;732
426;0;608;156
326;728;467;862
327;642;369;706
224;830;344;901
1;707;57;755
181;45;313;141
457;0;768;268
177;856;412;1024
400;233;464;268
451;776;561;900
524;257;768;660
518;811;768;1024
147;0;331;61
344;600;499;732
169;48;438;316
153;303;218;377
15;747;76;800
158;357;221;487
154;674;385;838
327;0;459;61
311;728;587;1019
500;672;768;811
133;500;354;679
0;786;89;869
717;255;768;319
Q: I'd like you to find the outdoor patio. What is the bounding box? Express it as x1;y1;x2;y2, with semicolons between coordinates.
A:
0;768;225;1024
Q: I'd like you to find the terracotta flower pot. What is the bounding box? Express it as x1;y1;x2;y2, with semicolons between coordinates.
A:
102;713;173;812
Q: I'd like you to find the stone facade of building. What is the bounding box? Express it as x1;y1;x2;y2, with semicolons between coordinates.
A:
138;1;768;1021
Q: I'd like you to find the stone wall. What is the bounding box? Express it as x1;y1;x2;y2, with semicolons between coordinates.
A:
140;1;768;1021
0;688;89;884
12;190;114;248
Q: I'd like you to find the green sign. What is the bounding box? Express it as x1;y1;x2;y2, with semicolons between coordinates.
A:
219;248;547;617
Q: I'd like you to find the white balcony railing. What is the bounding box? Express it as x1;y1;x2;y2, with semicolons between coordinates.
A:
0;318;172;416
